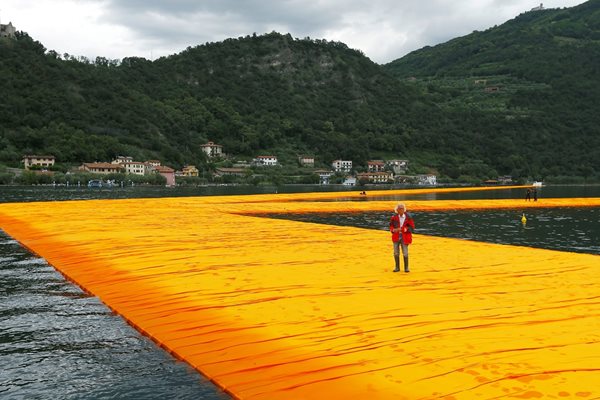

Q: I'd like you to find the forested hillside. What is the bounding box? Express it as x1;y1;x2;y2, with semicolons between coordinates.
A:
1;32;428;171
1;0;599;182
384;0;600;181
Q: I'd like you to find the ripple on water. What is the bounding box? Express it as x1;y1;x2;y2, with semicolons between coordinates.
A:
0;233;229;400
12;257;50;266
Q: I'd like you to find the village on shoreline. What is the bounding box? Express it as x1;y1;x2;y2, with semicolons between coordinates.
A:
3;141;521;188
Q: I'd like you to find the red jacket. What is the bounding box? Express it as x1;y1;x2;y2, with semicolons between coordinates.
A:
389;212;415;245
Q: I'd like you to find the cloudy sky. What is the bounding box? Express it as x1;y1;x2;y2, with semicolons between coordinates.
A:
1;0;587;64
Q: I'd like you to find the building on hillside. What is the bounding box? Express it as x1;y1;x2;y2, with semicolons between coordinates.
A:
0;22;16;38
253;155;278;166
298;155;315;167
356;171;393;184
201;141;223;158
386;159;409;174
80;162;123;174
393;175;412;184
343;176;357;186
367;160;385;172
181;165;199;177
145;160;161;167
314;169;333;185
155;166;175;186
530;3;544;11
112;156;133;164
332;159;352;173
121;161;147;175
22;155;55;170
416;174;437;186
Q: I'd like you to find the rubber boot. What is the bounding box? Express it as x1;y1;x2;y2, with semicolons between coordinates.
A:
393;255;400;272
404;256;410;273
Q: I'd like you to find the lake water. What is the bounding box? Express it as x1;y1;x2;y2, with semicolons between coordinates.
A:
1;184;600;204
0;233;230;400
1;184;599;399
267;207;600;255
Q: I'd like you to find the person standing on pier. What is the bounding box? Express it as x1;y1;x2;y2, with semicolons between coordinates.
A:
389;203;415;273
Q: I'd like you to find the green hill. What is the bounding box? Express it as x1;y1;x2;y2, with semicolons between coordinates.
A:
1;32;424;172
384;0;600;181
1;1;599;183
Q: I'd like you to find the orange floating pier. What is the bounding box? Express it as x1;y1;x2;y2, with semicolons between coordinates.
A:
1;188;599;399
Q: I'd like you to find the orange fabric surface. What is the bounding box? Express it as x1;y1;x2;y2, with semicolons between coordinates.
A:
1;189;599;399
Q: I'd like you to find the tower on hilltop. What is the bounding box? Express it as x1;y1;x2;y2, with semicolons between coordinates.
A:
0;21;16;38
530;3;544;12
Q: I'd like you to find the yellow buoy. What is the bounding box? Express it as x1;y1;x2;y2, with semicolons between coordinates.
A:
521;213;527;224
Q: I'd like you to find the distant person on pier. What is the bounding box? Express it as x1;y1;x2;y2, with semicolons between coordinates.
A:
389;203;415;273
525;189;531;201
533;188;538;201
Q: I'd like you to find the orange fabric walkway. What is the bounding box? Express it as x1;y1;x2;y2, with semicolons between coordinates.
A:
1;188;599;399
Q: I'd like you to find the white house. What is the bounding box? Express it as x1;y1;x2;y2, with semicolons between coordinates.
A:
343;176;357;186
314;169;333;185
122;161;147;175
386;159;409;174
145;160;161;167
253;155;278;166
112;156;133;164
332;159;352;173
298;155;315;167
201;141;223;158
417;174;437;186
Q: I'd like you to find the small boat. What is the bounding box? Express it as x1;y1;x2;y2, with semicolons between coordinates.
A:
532;181;543;187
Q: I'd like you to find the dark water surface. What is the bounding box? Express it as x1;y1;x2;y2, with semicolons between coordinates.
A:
0;233;229;400
267;207;600;255
1;184;598;399
0;184;352;203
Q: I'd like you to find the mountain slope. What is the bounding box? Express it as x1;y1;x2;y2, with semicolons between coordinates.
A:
383;0;600;180
1;32;427;170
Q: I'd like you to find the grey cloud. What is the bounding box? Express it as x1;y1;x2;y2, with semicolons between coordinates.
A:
90;0;346;57
80;0;586;63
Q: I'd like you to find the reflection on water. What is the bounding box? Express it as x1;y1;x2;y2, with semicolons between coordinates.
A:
267;208;600;255
0;232;229;400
